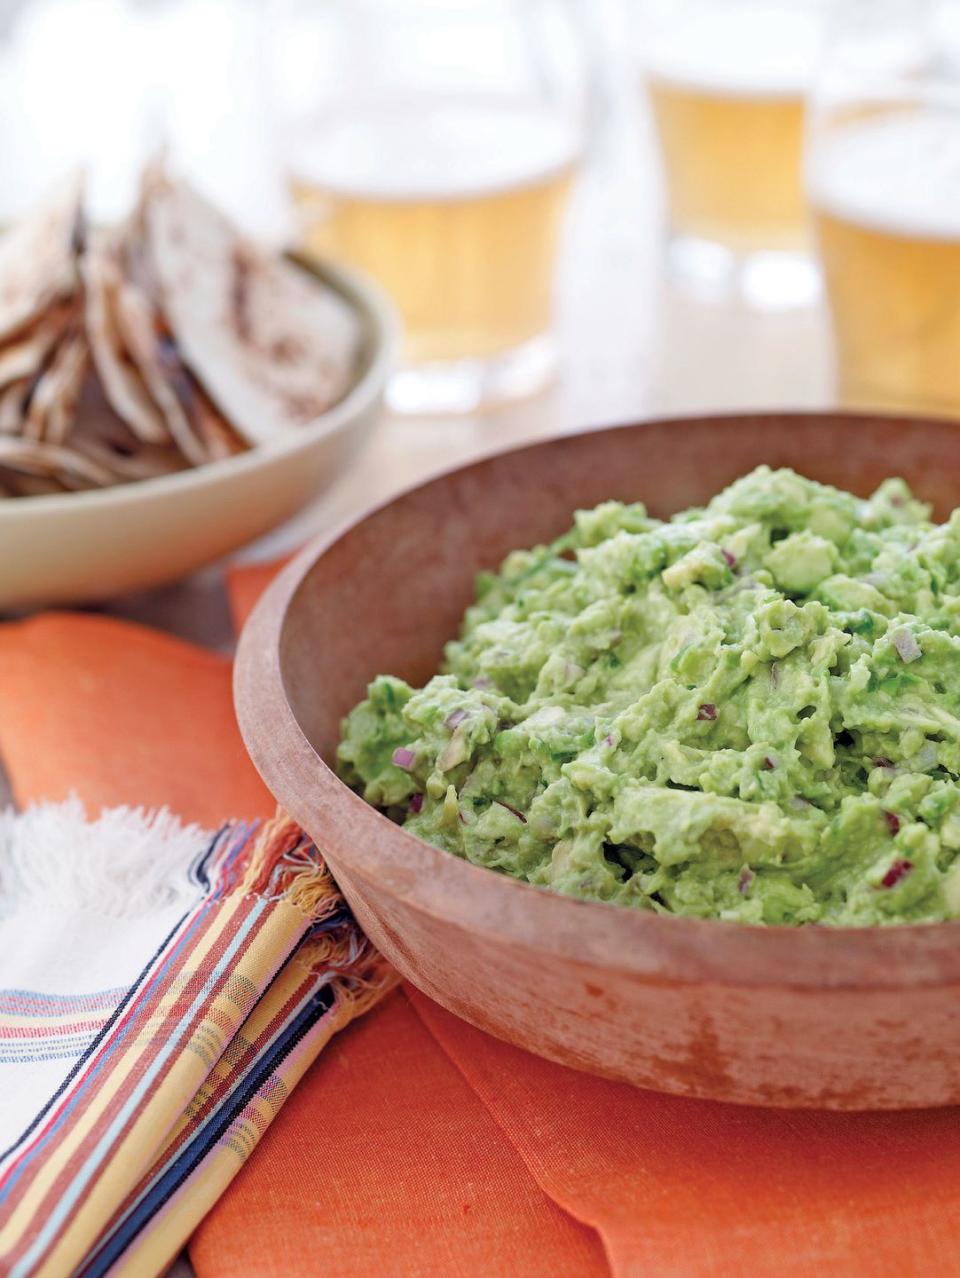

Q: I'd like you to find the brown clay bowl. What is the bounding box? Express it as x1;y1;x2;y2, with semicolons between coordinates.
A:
236;411;960;1110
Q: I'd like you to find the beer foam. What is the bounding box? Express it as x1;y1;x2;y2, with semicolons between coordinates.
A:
644;1;824;98
287;99;581;201
810;110;960;240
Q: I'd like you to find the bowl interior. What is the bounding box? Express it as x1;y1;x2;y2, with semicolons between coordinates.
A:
278;412;960;764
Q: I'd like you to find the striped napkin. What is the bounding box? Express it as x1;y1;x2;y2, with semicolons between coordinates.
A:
0;799;395;1278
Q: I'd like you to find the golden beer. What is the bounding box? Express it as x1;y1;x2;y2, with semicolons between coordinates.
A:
644;1;821;252
647;81;805;251
811;111;960;417
289;101;578;365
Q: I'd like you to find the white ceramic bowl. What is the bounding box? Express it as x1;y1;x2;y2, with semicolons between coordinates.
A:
0;258;398;609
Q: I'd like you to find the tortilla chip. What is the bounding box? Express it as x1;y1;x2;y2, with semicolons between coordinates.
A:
23;327;88;444
111;278;208;467
144;176;362;447
82;231;170;445
67;378;188;484
0;437;114;489
108;200;251;465
0;467;66;497
0;303;74;390
0;168;364;497
0;379;28;435
0;176;82;346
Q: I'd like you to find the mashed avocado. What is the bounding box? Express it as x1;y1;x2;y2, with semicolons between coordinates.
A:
338;467;960;926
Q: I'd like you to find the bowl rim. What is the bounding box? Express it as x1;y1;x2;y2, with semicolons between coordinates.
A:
0;255;400;519
235;410;960;991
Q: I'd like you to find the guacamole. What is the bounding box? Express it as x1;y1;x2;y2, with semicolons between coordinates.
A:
338;467;960;926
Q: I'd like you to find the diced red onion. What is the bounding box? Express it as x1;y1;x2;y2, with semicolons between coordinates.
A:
738;867;754;894
763;756;776;770
892;628;921;663
473;676;493;689
495;800;527;824
409;792;424;814
604;734;616;748
697;703;717;721
873;757;895;769
880;857;912;888
883;810;901;835
391;747;416;771
445;709;469;729
721;548;737;569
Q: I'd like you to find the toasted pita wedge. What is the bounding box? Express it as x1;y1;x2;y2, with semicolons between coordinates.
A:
0;176;82;346
144;176;361;447
82;231;170;446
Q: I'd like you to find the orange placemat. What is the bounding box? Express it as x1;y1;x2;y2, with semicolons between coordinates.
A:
0;606;607;1278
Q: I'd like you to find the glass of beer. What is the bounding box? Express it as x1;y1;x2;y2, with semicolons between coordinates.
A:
639;0;827;307
808;0;960;418
269;0;588;415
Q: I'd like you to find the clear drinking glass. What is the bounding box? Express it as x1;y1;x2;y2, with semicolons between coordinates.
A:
639;0;827;307
807;0;960;418
268;0;589;415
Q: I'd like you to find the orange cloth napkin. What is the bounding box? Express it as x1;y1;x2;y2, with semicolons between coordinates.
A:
0;574;955;1278
191;992;606;1278
0;613;271;823
410;993;960;1278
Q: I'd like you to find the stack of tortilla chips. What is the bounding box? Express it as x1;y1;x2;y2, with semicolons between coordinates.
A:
0;172;362;497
